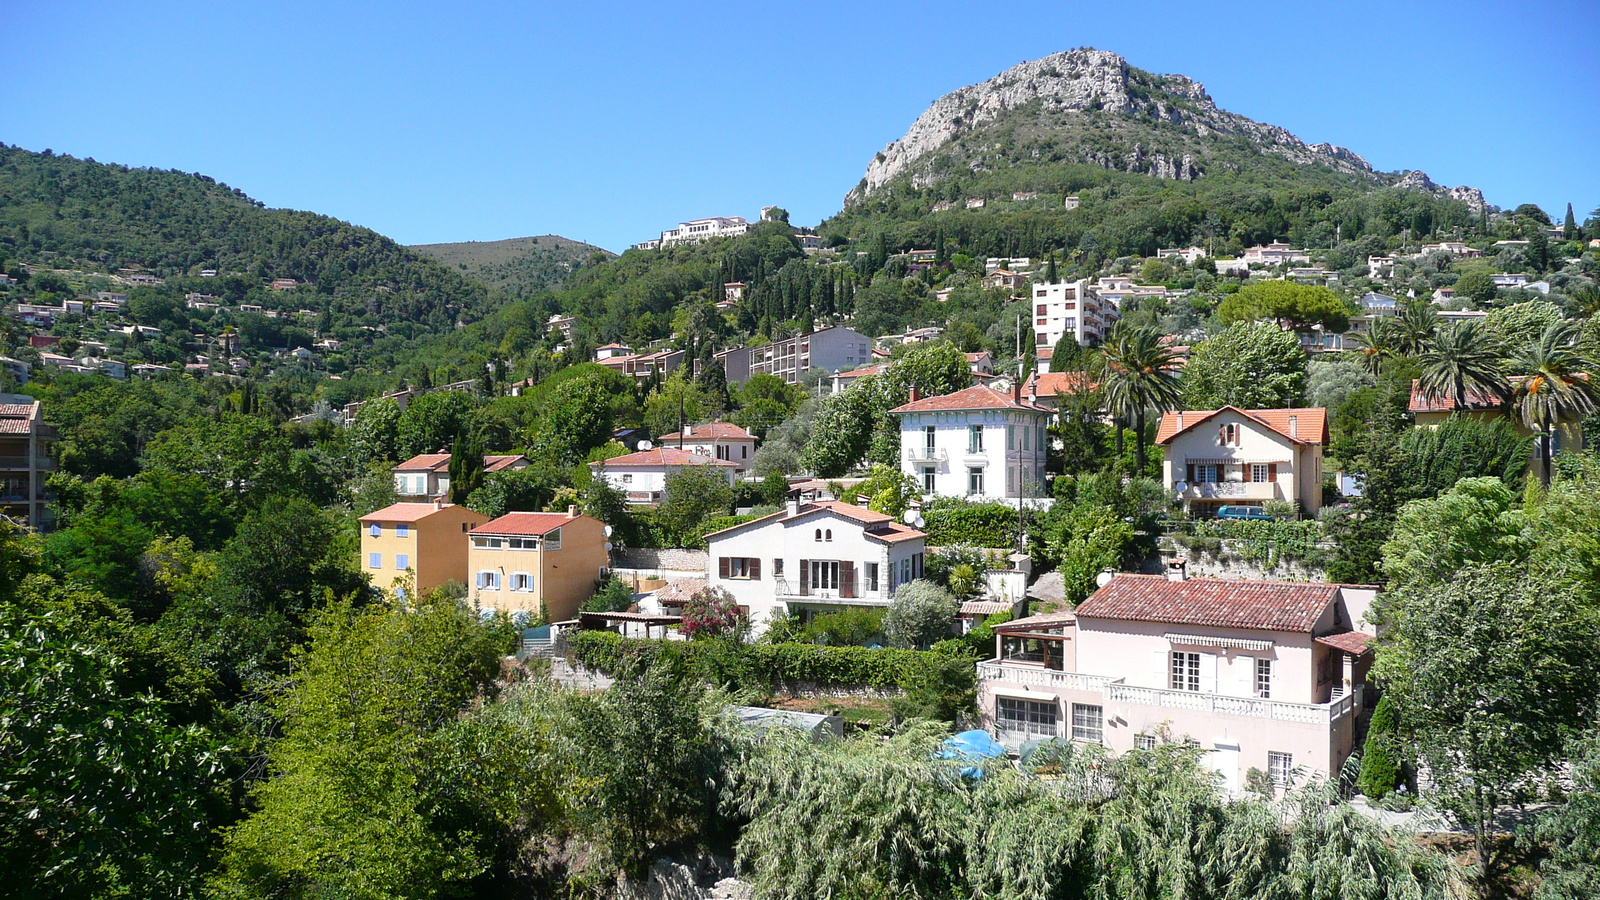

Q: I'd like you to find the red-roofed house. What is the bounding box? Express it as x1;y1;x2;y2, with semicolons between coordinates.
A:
590;447;737;505
467;507;611;621
359;502;489;595
890;385;1052;501
1409;378;1584;467
704;499;927;632
979;565;1378;791
656;422;759;474
1023;371;1098;412
1156;407;1328;516
393;453;530;500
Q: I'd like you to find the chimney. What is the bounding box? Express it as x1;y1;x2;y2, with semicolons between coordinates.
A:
1167;559;1188;582
567;505;579;518
1176;411;1184;429
1288;415;1298;439
682;424;693;437
908;387;921;402
1011;380;1022;404
786;498;801;518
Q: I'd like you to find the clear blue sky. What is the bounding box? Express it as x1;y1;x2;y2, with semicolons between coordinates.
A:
5;0;1597;252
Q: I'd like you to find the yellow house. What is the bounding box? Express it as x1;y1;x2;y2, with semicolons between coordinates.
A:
467;507;610;622
1409;379;1585;468
360;502;489;595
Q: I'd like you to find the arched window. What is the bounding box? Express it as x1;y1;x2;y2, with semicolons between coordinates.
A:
825;529;833;542
814;528;822;541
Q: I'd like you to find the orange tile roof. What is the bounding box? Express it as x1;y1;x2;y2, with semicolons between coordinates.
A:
1075;574;1338;633
701;500;925;543
590;448;736;468
473;511;580;535
1027;371;1097;397
359;502;480;524
889;385;1051;415
654;577;706;606
392;453;527;473
655;422;756;442
1315;630;1375;655
835;363;890;379
1408;377;1523;413
0;403;37;418
1155;407;1327;445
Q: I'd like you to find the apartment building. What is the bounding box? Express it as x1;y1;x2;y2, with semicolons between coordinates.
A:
719;326;874;385
978;565;1378;792
1156;407;1328;516
467;508;611;621
393;453;529;500
657;216;750;248
1030;279;1118;349
0;397;55;530
891;385;1051;502
704;499;927;631
359;502;489;595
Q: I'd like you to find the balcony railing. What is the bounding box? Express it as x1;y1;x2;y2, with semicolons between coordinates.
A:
904;446;947;463
1179;481;1281;501
980;660;1356;725
0;456;53;471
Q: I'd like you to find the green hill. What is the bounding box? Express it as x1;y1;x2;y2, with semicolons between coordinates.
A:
412;235;612;300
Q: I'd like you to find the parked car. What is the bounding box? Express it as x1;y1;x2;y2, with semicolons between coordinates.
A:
1215;505;1272;521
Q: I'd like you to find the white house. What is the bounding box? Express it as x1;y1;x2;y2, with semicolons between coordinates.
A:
589;447;737;505
1156;407;1328;516
655;422;760;474
978;564;1378;792
890;385;1052;502
703;499;927;632
1157;247;1208;265
1491;273;1530;288
1240;242;1310;267
658;216;750;247
393;453;529;500
1030;279;1118;349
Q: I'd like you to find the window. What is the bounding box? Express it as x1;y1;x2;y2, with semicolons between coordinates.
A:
477;571;500;591
968;467;984;496
510;572;532;592
996;698;1056;740
772;558;784;576
1222;423;1241;446
1006;465;1016;495
1006;425;1015;450
1193;465;1218;484
922;466;936;492
396;523;409;538
472;536;505;549
395;554;409;570
1171;652;1201;692
1267;751;1293;788
1035;304;1048;315
368;552;382;568
1250;464;1270;483
1071;703;1104;743
1135;733;1158;751
369;523;381;538
809;560;839;591
967;424;983;453
814;528;823;542
864;562;879;592
726;557;757;579
1318;650;1339;684
622;473;633;483
545;528;561;551
923;424;936;450
1255;658;1273;698
824;529;832;542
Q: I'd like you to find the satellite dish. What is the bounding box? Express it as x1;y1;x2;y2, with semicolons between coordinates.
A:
637;439;654;451
603;525;613;538
604;542;614;552
903;509;918;524
914;515;926;529
1174;481;1188;493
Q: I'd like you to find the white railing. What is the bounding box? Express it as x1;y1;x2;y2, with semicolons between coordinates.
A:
978;661;1118;693
904;446;947;463
1180;482;1280;501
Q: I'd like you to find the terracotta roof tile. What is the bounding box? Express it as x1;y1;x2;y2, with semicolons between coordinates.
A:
591;447;736;468
654;577;707;606
1408;377;1524;413
1155;407;1328;445
655;422;756;442
994;610;1077;632
0;403;37;418
0;420;34;435
1026;371;1097;398
359;502;482;524
393;453;527;473
1315;630;1375;655
473;512;580;535
1074;574;1338;633
889;385;1051;415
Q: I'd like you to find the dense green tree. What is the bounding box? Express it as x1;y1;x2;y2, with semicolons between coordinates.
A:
396;389;478;458
1415;320;1508;411
141;413;291;511
883;579;958;650
447;433;486;505
1356;693;1403;799
1534;734;1600;900
657;465;736;545
1453;270;1499;307
1181;321;1308;409
1216;280;1351;332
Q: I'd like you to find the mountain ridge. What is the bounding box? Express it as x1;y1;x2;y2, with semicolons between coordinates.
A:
846;48;1483;211
412;235;613;300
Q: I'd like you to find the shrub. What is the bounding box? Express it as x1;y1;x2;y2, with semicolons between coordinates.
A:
921;499;1017;547
1357;693;1403;800
583;575;635;613
680;585;747;640
883;579;958;650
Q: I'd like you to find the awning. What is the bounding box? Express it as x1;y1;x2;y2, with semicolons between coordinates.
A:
1165;633;1273;651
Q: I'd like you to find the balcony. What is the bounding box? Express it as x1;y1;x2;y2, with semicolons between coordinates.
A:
904;446;947;463
1179;481;1281;501
980;660;1356;725
0;456;53;472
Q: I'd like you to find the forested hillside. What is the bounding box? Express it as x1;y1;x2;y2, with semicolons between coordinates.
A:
413;235;613;300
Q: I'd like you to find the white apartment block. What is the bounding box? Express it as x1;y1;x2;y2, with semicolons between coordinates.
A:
891;385;1051;502
658;216;750;247
1030;279;1118;348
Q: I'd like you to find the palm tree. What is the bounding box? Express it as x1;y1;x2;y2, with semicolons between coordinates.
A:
1391;298;1439;358
1099;324;1182;475
1415;320;1509;411
1509;321;1600;486
1349;318;1399;376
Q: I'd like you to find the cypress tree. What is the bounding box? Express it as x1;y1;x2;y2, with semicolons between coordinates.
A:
1357;693;1403;799
1564;202;1578;240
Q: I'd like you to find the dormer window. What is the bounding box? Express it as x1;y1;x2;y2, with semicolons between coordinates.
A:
1219;423;1241;446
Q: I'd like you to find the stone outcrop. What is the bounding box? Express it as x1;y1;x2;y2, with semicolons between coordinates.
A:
846;48;1378;204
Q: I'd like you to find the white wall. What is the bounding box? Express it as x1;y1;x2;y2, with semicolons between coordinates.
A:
898;408;1050;501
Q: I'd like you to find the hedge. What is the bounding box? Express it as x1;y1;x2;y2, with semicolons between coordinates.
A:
568;630;974;694
921;501;1017;547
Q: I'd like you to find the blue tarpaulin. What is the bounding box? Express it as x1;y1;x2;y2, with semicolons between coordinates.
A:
939;730;1007;779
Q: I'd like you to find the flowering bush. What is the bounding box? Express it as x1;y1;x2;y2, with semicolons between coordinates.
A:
679;585;747;640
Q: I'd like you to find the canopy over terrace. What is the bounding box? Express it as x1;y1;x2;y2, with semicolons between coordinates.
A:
991;609;1076;670
578;610;682;639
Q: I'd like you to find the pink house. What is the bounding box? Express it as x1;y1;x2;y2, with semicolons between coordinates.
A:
978;564;1377;792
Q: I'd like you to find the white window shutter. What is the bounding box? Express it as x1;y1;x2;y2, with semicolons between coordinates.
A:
1235;655;1255;697
1199;653;1218;694
1152;650;1168;688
